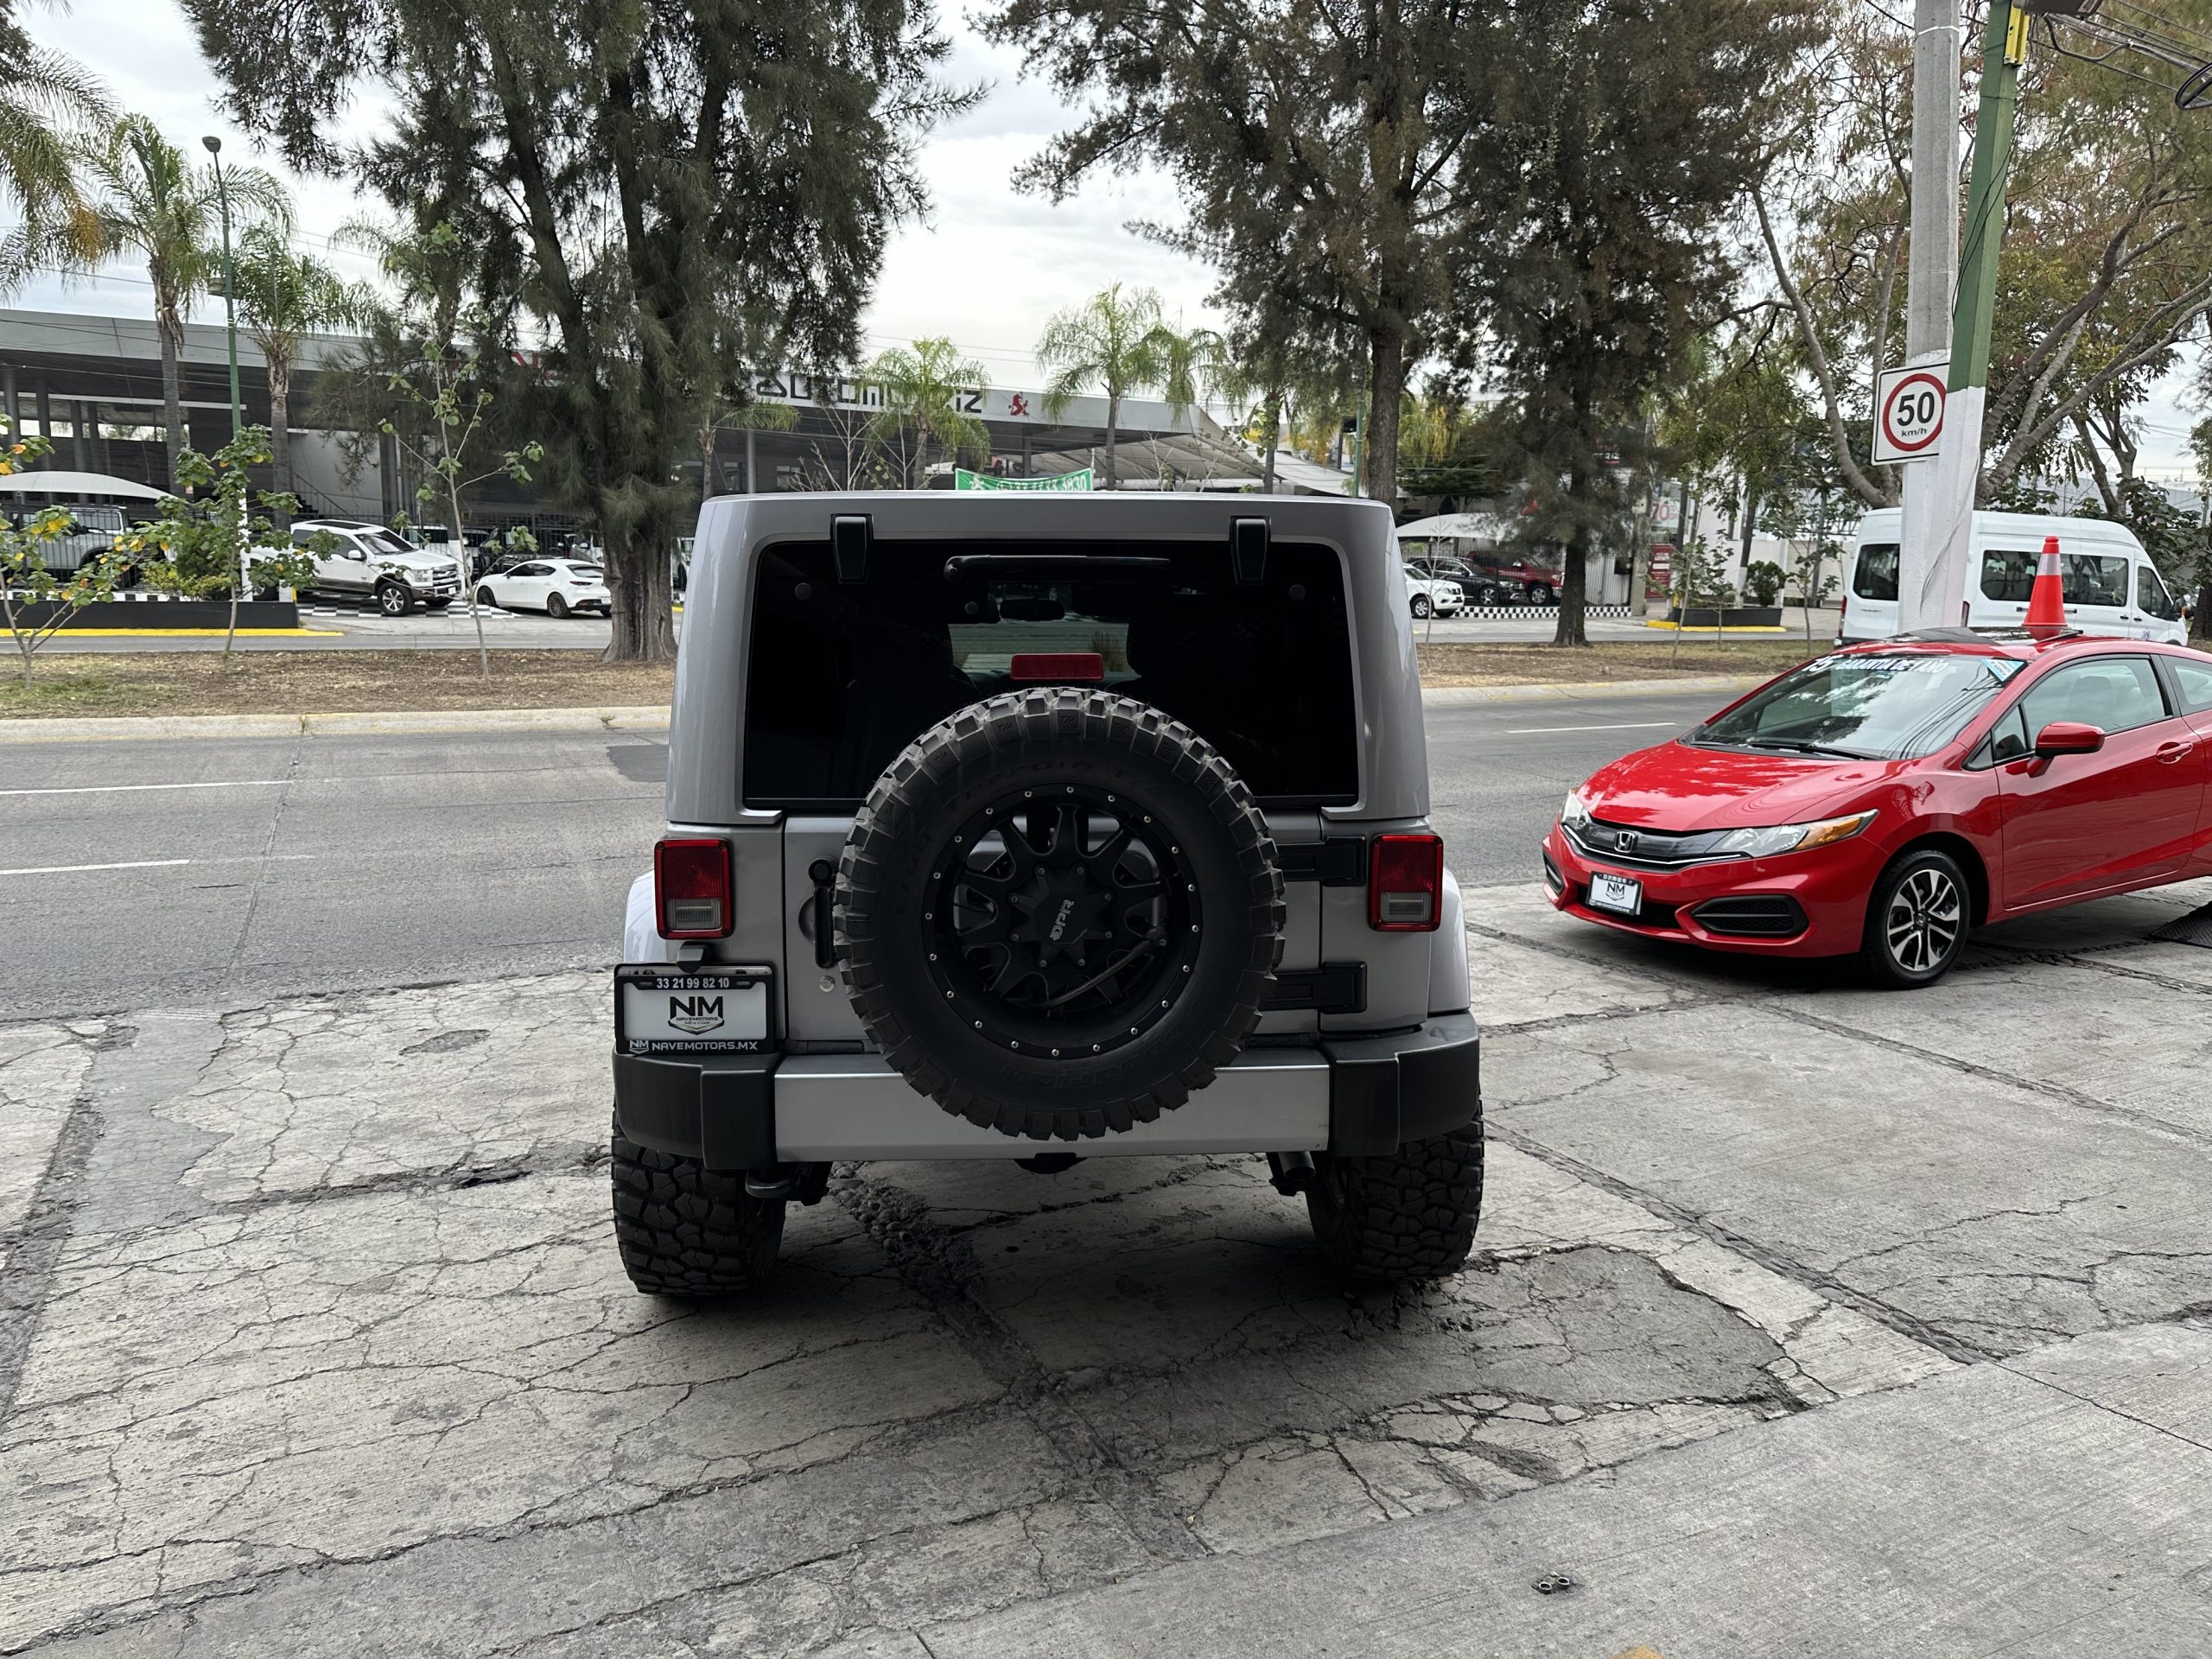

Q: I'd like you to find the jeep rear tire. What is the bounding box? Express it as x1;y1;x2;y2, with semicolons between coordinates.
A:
611;1115;785;1296
837;688;1285;1141
1306;1118;1485;1283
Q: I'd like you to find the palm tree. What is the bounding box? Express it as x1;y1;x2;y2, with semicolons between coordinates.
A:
80;117;288;485
867;337;988;487
0;16;110;290
1035;284;1177;490
231;223;361;510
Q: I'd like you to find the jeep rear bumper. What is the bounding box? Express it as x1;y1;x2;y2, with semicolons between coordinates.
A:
613;1012;1481;1167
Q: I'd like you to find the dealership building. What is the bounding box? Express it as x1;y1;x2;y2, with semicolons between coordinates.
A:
0;308;1344;532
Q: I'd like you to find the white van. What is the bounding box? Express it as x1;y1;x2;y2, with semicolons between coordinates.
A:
1840;510;2187;645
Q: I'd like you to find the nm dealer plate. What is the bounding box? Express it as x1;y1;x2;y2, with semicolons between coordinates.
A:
615;965;774;1055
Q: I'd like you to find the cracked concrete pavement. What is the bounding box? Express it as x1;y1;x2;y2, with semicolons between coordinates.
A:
1;875;2207;1655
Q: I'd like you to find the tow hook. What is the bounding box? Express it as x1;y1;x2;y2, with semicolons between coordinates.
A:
746;1162;832;1205
1267;1152;1317;1196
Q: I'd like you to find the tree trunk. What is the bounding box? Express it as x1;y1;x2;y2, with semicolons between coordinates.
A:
604;513;677;663
1553;390;1594;647
268;359;292;526
1363;327;1406;505
2194;580;2212;643
1103;391;1120;489
1259;391;1280;492
158;318;186;491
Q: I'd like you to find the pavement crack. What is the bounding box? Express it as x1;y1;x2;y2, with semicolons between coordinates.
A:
0;1019;121;1424
1483;1119;1996;1366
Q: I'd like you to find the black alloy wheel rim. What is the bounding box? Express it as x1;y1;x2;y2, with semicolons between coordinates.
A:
922;784;1200;1058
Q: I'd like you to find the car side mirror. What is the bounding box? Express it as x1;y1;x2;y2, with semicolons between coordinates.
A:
2033;721;2105;759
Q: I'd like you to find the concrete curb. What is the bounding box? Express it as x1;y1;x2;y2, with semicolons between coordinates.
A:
0;678;1770;741
1420;673;1765;705
0;705;674;742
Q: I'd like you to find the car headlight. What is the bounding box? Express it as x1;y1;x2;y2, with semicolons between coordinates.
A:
1561;789;1593;830
1710;810;1878;858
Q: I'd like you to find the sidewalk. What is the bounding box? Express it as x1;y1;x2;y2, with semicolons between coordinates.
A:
917;1319;2212;1658
4;877;2205;1654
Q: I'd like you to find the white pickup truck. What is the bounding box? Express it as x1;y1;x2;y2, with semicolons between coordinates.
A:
286;518;465;616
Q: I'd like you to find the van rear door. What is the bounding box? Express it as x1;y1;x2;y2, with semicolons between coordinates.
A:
1842;539;1900;640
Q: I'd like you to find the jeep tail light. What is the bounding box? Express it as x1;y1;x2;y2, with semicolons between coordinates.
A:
1010;652;1104;683
656;838;733;938
1370;834;1443;931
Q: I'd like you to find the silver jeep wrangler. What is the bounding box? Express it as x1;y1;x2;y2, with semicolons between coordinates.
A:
612;493;1482;1293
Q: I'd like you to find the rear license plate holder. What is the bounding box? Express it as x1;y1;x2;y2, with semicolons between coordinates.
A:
616;965;774;1055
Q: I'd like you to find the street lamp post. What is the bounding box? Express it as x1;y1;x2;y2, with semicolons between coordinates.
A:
200;136;241;441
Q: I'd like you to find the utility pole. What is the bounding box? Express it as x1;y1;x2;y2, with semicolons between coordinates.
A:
1923;0;2031;625
1895;0;1962;632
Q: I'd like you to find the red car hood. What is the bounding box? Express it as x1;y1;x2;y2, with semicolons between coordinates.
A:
1578;741;1910;833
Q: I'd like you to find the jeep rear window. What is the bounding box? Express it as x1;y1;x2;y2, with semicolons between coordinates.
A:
742;539;1359;809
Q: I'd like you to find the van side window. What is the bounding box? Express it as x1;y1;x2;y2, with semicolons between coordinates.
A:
2138;564;2182;620
1852;543;1899;601
1982;548;2130;607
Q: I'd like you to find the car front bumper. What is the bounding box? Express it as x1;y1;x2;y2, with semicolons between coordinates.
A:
613;1012;1482;1170
1541;823;1882;957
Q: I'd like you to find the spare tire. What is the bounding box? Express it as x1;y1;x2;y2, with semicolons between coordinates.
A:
836;688;1285;1141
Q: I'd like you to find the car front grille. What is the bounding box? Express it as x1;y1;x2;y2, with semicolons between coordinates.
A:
1565;817;1742;869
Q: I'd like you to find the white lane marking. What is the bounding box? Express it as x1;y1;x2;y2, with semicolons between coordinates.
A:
0;854;317;877
0;779;289;798
0;858;191;876
1504;721;1681;735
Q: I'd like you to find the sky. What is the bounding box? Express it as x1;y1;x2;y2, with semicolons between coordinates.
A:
18;1;1224;391
19;0;2206;480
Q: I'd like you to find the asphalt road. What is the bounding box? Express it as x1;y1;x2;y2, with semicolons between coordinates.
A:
48;603;1835;652
0;689;1729;1019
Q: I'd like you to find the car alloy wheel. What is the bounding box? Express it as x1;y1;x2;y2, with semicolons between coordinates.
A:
1861;848;1968;988
1411;594;1431;618
377;582;410;617
1885;866;1961;975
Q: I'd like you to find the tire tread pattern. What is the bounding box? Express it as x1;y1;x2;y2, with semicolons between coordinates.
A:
610;1114;785;1296
1306;1120;1485;1283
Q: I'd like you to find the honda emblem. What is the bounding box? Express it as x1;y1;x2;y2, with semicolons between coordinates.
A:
1614;830;1640;854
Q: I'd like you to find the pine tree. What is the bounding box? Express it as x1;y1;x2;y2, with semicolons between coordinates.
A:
187;0;976;661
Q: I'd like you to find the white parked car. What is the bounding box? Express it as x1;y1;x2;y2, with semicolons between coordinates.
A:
1407;573;1465;620
476;557;611;618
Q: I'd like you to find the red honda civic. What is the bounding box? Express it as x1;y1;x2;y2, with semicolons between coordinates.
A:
1542;632;2212;986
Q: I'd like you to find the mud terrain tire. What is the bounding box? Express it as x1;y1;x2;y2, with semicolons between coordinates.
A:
1306;1118;1485;1282
836;688;1285;1141
611;1114;785;1296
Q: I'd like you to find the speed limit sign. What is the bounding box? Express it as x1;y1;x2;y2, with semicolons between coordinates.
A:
1873;364;1947;463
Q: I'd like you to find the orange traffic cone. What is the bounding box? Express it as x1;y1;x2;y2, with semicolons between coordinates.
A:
2024;535;2068;638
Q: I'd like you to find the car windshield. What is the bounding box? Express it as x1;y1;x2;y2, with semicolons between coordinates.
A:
1693;652;2024;760
359;528;414;557
569;565;604;579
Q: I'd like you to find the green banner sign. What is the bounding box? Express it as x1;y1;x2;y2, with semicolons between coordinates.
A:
953;467;1094;492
